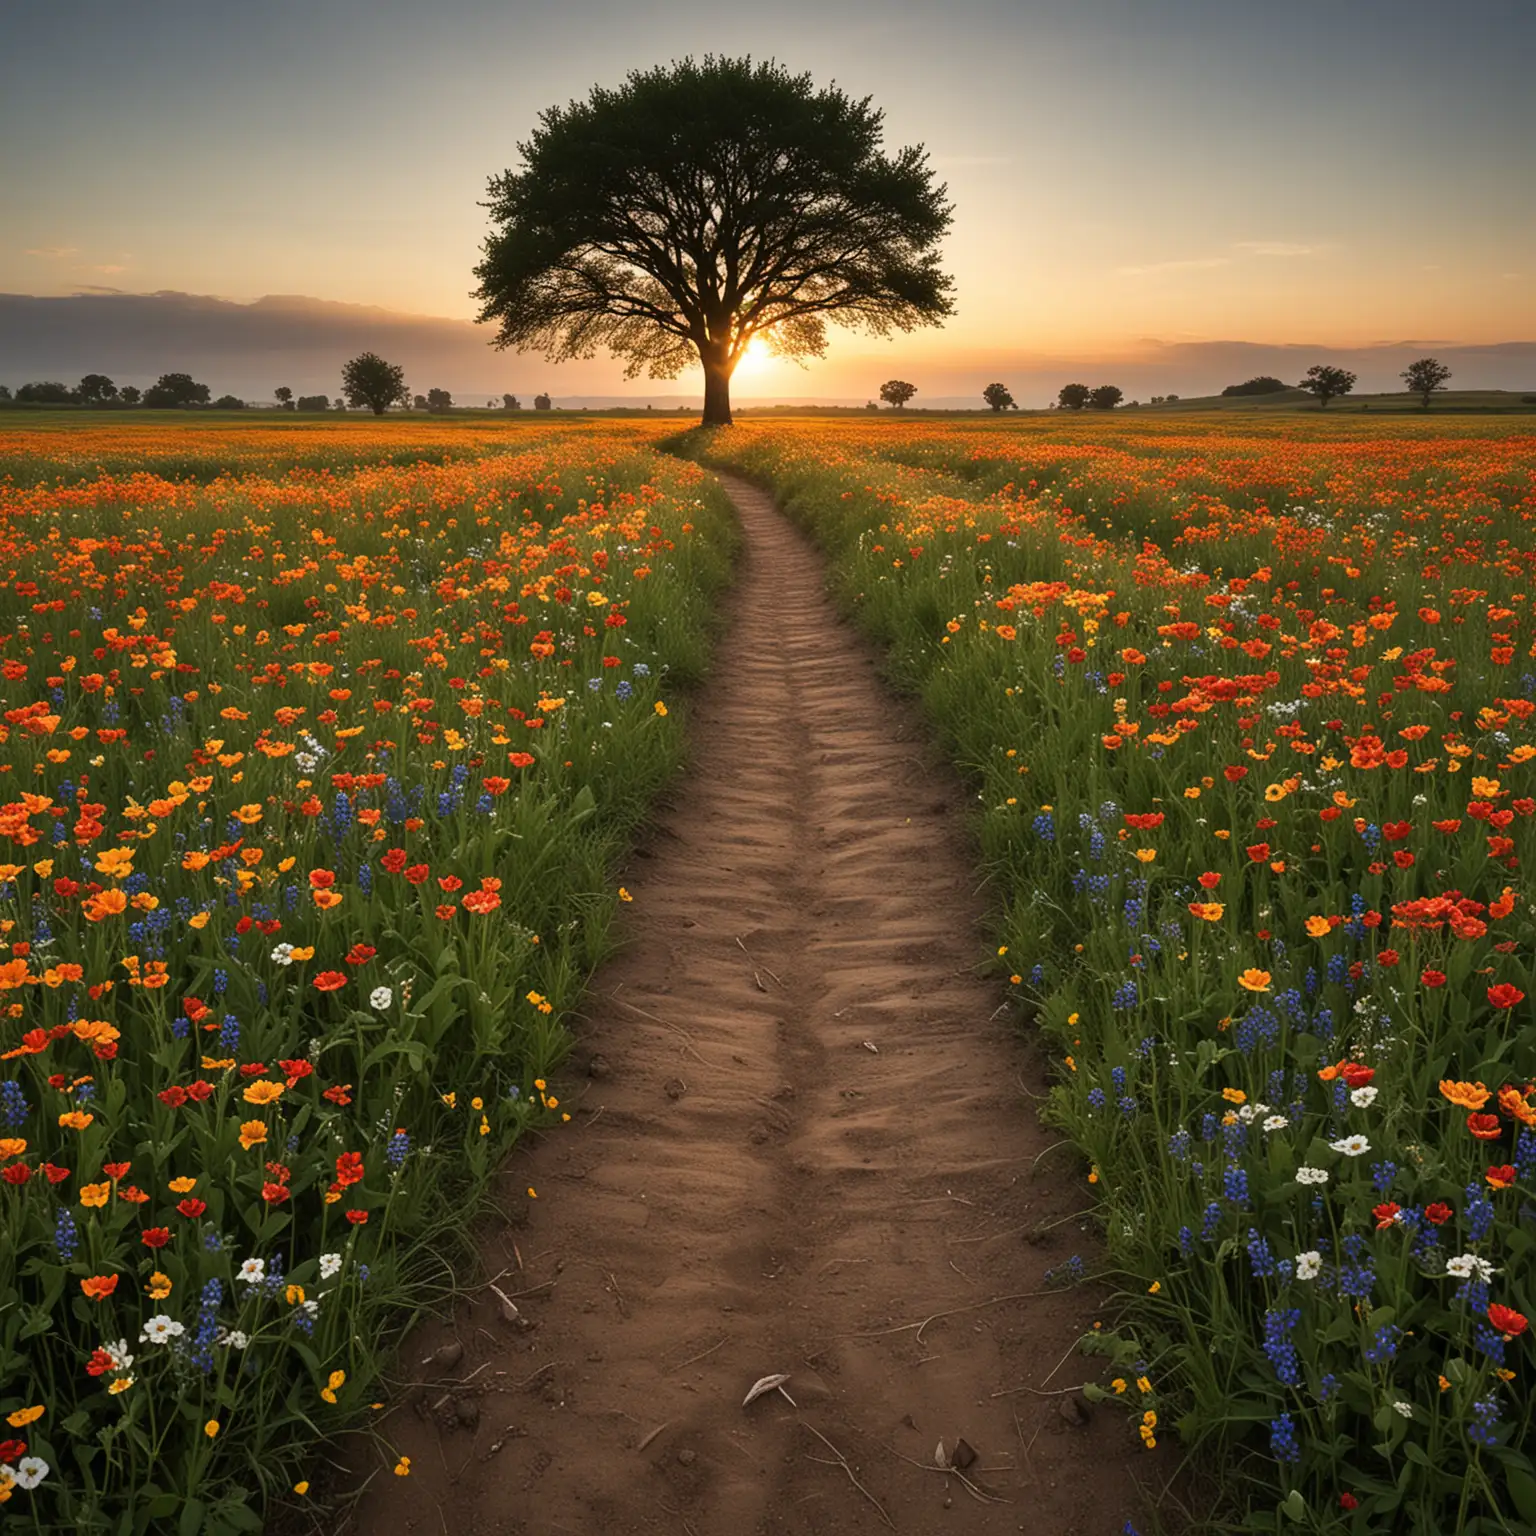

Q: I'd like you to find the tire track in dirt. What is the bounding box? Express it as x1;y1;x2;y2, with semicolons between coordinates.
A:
348;472;1142;1536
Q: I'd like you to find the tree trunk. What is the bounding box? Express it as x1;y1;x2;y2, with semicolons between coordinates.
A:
700;346;733;427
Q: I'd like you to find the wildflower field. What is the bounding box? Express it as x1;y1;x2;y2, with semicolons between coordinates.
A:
687;415;1536;1534
0;418;734;1530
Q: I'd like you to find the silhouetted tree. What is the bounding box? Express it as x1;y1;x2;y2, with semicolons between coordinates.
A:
982;382;1015;412
534;393;552;410
77;374;117;404
1057;383;1091;410
18;381;75;404
426;388;453;412
1221;375;1288;397
1401;357;1452;408
333;397;347;410
1166;394;1179;403
503;393;521;410
0;387;10;402
1089;384;1123;410
118;385;141;406
880;380;917;409
340;352;409;415
275;386;294;410
142;373;211;408
412;394;428;411
1298;364;1356;408
473;56;955;427
296;394;330;412
213;394;246;410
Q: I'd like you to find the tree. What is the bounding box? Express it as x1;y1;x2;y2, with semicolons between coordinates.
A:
0;387;10;402
77;374;117;405
1402;356;1451;408
502;393;521;410
1166;394;1179;403
1221;375;1288;397
982;382;1015;412
118;385;141;407
275;386;294;410
1089;384;1123;410
1057;383;1091;411
143;373;211;408
296;394;329;412
1297;364;1356;408
17;381;75;404
880;380;917;409
426;388;453;412
213;394;246;410
473;55;955;428
340;352;408;415
334;397;347;411
534;393;552;411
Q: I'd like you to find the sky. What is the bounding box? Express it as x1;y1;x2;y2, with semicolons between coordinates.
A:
2;0;1532;403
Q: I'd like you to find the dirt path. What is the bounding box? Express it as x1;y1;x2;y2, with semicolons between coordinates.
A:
348;473;1142;1536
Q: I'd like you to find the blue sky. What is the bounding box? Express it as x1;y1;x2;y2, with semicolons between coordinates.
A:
2;0;1531;395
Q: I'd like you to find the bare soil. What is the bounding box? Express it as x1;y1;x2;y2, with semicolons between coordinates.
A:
344;473;1143;1535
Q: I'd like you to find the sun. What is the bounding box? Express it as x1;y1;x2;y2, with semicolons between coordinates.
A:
734;335;772;375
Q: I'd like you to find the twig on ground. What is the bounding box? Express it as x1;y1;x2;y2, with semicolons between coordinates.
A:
884;1447;1009;1505
1038;1337;1081;1388
800;1423;895;1529
990;1382;1085;1398
668;1337;726;1373
849;1288;1054;1345
636;1422;670;1452
735;936;784;987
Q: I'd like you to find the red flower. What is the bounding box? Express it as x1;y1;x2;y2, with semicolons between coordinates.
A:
102;1161;130;1179
1245;843;1270;863
1488;1303;1528;1338
345;1208;369;1225
1420;969;1447;989
1339;1493;1359;1511
1486;1165;1517;1190
380;848;407;874
279;1058;314;1086
1487;983;1526;1010
404;864;430;885
157;1085;189;1108
335;1151;365;1187
261;1182;292;1205
483;776;511;795
2;1164;31;1186
313;971;348;993
308;869;337;890
434;903;457;920
1372;1202;1401;1229
176;1197;207;1218
344;943;376;967
0;1438;27;1461
85;1349;116;1378
1468;1113;1504;1141
1223;765;1248;782
141;1227;171;1249
186;1079;214;1102
508;752;536;769
1377;948;1400;967
1424;1202;1453;1225
1381;821;1412;842
1340;1063;1375;1089
1197;871;1221;890
323;1083;354;1106
462;889;502;915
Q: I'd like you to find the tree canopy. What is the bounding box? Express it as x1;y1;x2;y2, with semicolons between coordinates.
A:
879;379;917;409
341;352;408;415
1088;384;1123;410
1401;356;1452;407
473;55;955;426
982;382;1015;412
1221;376;1289;397
1298;364;1357;407
1057;383;1091;410
143;373;211;408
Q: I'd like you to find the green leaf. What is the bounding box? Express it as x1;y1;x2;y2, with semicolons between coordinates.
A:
1280;1489;1307;1522
178;1498;207;1536
1507;1467;1536;1527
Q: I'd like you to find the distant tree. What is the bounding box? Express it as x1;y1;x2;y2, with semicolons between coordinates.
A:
982;382;1015;412
880;380;917;409
1221;375;1289;397
473;56;954;428
1297;364;1356;408
1057;382;1091;411
1149;395;1165;405
340;352;409;415
333;396;347;410
866;400;880;412
1088;384;1123;410
296;394;329;412
275;386;294;410
1165;394;1179;403
77;374;117;405
426;388;453;412
0;386;10;402
534;393;552;411
212;394;246;410
502;393;521;410
1402;356;1452;408
118;385;141;406
17;381;76;404
143;373;211;408
412;394;428;411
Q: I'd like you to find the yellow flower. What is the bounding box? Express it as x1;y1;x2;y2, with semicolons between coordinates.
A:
187;911;211;930
654;701;668;717
242;1080;284;1105
286;1284;306;1306
1133;848;1156;863
393;1456;412;1477
107;1377;134;1396
618;887;633;903
1111;1378;1127;1394
470;1097;483;1110
7;1406;44;1428
146;1272;172;1300
204;1420;220;1439
239;1120;268;1150
58;1111;94;1131
1136;1376;1152;1394
527;1186;538;1199
1221;1087;1247;1104
79;1181;111;1208
293;1482;310;1496
440;1092;457;1109
1142;1410;1157;1429
1304;916;1332;938
1147;1281;1161;1295
1237;968;1271;993
168;1176;197;1194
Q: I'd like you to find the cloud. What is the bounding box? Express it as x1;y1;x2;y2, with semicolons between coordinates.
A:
1116;257;1231;278
24;246;80;260
1232;241;1320;258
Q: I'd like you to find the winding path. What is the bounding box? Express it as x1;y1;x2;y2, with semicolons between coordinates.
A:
348;473;1141;1536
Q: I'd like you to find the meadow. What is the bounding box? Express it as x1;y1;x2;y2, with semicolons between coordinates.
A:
0;418;734;1530
685;413;1536;1534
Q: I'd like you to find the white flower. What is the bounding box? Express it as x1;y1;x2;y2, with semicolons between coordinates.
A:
319;1252;343;1280
99;1339;133;1372
1350;1086;1378;1108
300;1299;319;1319
270;943;295;966
1295;1251;1322;1281
140;1315;184;1346
370;986;393;1011
1446;1253;1497;1282
1393;1401;1414;1420
221;1330;250;1350
237;1258;265;1285
1330;1134;1370;1157
1237;1102;1269;1124
13;1457;48;1490
1262;1115;1289;1133
1295;1166;1329;1185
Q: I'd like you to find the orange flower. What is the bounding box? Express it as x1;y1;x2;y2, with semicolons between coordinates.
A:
1497;1085;1536;1127
81;1274;119;1300
1188;901;1224;922
1237;969;1271;993
1304;916;1332;938
1439;1080;1491;1111
1486;1164;1517;1190
241;1080;284;1105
